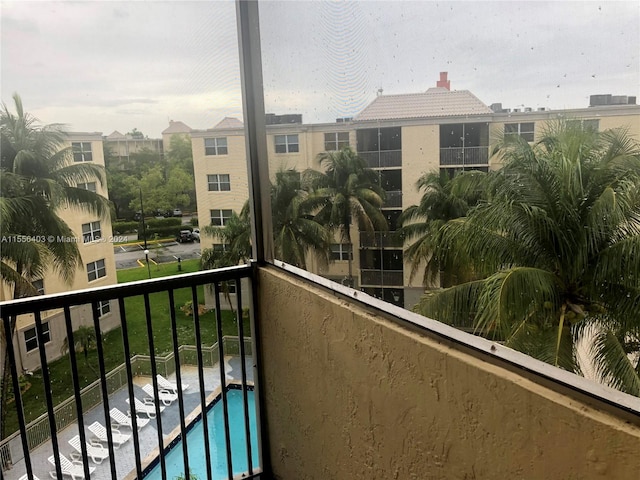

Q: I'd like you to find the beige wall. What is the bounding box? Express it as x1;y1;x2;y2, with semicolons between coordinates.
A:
258;267;640;480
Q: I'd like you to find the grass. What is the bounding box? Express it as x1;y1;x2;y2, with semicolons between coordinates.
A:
6;259;247;436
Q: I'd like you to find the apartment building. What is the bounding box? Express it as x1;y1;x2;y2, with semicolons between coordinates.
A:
191;73;640;310
2;133;119;374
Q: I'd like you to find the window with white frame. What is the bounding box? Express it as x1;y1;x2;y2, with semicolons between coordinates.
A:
77;181;97;192
331;243;352;261
324;132;350;151
97;300;111;317
207;174;231;191
72;142;93;162
504;123;535;142
274;134;299;153
82;221;102;243
210;209;232;226
204;137;228;155
24;322;50;352
32;279;45;295
87;259;106;281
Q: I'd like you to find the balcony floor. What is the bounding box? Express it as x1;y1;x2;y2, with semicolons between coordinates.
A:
5;357;253;480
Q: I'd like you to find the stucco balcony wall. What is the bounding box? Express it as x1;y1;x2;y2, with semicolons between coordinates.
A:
257;266;640;479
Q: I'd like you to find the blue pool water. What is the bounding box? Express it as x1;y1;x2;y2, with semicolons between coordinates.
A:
144;389;258;479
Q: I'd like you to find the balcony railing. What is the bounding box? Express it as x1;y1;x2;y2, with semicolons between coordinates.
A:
383;190;402;208
359;231;403;248
0;265;263;480
360;269;404;286
358;150;402;168
439;146;489;166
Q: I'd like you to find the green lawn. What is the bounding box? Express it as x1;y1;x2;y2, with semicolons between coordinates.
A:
8;259;246;435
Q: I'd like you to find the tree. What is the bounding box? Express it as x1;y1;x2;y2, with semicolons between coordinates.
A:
60;326;98;374
414;122;640;395
201;205;252;312
309;147;387;286
398;170;485;287
271;168;331;269
0;93;110;438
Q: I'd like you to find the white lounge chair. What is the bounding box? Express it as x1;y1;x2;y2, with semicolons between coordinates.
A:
88;420;131;448
142;383;178;406
48;454;95;480
126;397;165;418
110;406;150;429
19;475;41;480
68;434;109;464
156;373;189;393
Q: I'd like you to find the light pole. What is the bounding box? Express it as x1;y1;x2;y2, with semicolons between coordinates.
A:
144;249;151;279
139;188;151;279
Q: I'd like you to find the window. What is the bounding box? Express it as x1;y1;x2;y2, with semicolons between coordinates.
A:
204;137;228;155
568;119;600;132
77;181;97;192
331;243;352;261
213;243;229;253
72;142;93;162
82;221;102;242
504;123;535;142
32;279;44;295
24;322;50;352
274;134;299;153
87;259;106;281
210;209;232;226
97;300;111;317
324;132;349;151
207;174;231;191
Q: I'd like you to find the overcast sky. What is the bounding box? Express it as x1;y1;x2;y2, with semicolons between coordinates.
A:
2;0;638;138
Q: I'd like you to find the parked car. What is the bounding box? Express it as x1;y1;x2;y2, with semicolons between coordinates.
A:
176;230;193;243
173;208;183;217
191;228;200;242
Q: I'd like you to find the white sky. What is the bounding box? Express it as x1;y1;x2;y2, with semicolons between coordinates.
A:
1;0;639;137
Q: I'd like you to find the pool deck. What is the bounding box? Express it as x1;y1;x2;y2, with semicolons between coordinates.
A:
4;356;254;480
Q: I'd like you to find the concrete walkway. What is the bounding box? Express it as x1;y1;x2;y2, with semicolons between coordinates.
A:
4;356;254;480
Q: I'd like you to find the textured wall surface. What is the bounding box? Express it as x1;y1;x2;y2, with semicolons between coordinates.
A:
257;267;640;480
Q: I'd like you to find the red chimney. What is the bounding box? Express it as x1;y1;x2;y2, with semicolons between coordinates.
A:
437;72;450;90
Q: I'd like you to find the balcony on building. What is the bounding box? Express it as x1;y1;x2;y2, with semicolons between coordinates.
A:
439;122;489;167
356;127;402;168
2;4;639;479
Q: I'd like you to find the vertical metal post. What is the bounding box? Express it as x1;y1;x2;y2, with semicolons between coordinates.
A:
235;279;254;474
236;2;273;476
236;0;273;265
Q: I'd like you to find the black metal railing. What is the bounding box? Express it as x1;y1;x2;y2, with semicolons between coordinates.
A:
359;231;403;249
359;150;402;168
439;146;488;166
383;190;402;208
0;265;263;480
360;269;404;286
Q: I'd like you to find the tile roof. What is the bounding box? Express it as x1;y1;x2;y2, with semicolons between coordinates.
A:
213;117;244;129
355;88;493;121
162;120;192;134
106;130;126;139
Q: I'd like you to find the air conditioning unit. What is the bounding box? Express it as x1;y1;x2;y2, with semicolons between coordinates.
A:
513;108;521;113
524;107;532;112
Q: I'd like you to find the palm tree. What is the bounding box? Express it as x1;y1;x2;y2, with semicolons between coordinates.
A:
0;94;110;439
60;326;98;374
398;170;485;287
310;147;387;286
414;121;640;395
271;168;331;269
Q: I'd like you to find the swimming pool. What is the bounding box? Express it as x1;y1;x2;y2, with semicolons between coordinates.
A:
144;389;258;479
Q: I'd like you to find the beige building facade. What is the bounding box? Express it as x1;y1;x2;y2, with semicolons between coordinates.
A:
2;133;120;374
190;77;640;309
